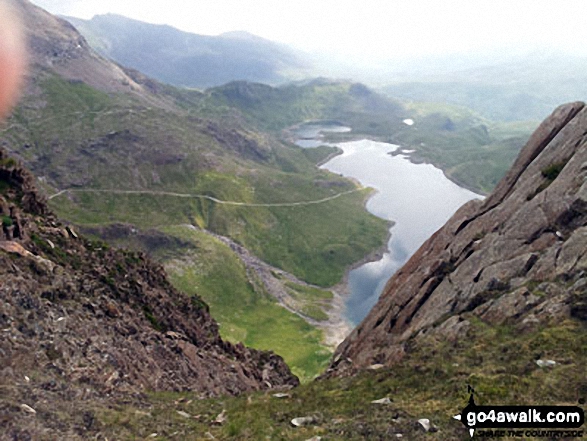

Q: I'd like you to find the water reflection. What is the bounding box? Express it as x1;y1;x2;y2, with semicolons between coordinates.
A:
319;139;482;324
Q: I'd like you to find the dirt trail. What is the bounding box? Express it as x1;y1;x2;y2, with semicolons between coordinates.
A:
48;187;361;207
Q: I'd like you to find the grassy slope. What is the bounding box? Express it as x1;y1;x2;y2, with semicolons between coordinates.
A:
394;102;539;193
158;226;331;382
3;72;388;379
6;73;389;287
210;80;536;195
91;316;587;440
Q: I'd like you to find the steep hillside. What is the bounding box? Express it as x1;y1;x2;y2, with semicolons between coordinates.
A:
328;101;587;375
210;79;406;135
63;14;309;88
0;148;298;439
17;0;157;100
209;79;532;194
16;103;587;440
2;0;389;378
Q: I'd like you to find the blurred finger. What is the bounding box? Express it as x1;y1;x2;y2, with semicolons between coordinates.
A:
0;0;26;120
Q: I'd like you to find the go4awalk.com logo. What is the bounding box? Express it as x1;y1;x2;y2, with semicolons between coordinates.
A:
454;386;585;438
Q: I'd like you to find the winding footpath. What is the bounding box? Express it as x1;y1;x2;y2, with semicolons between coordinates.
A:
48;187;361;207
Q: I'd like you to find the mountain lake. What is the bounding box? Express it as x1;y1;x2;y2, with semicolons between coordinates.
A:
295;124;482;325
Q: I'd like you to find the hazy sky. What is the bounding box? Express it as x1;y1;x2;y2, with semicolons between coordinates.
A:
29;0;587;62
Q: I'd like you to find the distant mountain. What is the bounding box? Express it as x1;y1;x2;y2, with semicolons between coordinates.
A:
381;51;587;122
63;14;311;88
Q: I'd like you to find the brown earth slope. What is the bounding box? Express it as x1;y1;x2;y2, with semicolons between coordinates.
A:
328;101;587;376
0;149;298;439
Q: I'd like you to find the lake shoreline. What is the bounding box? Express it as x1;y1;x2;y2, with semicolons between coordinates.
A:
318;136;482;324
291;122;480;326
285;122;487;197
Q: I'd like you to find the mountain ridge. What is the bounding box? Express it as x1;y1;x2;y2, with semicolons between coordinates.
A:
62;13;309;88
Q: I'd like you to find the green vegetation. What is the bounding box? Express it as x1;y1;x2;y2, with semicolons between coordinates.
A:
210;80;535;195
4;72;392;381
284;281;333;322
41;76;112;115
301;145;340;165
528;161;569;200
159;225;331;382
0;156;17;167
90;316;587;439
209;80;405;135
6;73;388;287
50;179;387;287
385;102;536;194
541;161;567;181
1;215;12;227
381;79;569;123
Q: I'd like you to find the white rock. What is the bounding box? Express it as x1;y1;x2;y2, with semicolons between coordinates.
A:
21;404;36;414
148;434;158;438
371;397;392;404
213;409;227;425
396;435;403;439
272;393;290;398
24;376;30;382
403;119;415;126
536;359;556;368
368;364;385;370
291;416;316;427
418;418;431;431
176;410;190;418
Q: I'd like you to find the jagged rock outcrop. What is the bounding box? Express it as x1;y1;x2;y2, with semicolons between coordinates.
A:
0;149;298;437
328;102;587;376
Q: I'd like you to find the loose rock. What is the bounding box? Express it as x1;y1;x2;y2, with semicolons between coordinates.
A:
21;404;36;414
291;416;316;427
213;409;227;425
368;364;385;370
371;397;392;404
418;418;431;431
536;359;556;368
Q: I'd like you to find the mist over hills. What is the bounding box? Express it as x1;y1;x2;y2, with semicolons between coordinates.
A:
61;9;587;128
380;50;587;122
63;13;310;88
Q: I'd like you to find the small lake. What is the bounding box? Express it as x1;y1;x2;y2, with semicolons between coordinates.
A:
295;124;482;325
294;123;352;148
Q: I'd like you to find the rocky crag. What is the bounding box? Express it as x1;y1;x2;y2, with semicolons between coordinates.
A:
0;149;298;439
328;101;587;376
